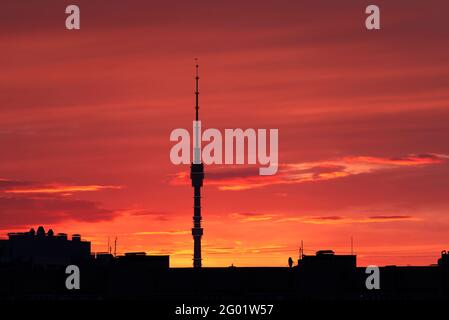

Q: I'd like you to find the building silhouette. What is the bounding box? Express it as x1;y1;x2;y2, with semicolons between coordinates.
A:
0;226;90;265
297;250;357;299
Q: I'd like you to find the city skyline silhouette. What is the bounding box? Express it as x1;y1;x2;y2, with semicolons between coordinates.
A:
1;224;449;301
1;0;449;270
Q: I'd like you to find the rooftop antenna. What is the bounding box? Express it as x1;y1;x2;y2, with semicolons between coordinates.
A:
107;236;110;254
114;237;118;257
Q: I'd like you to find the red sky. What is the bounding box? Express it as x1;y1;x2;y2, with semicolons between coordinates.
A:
1;1;449;267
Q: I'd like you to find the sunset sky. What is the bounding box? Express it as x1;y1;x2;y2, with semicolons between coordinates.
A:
1;1;448;267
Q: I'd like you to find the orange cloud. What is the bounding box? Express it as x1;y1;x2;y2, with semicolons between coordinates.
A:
4;184;122;195
230;212;276;222
133;230;189;236
172;153;447;191
230;212;420;225
295;215;421;225
0;179;124;228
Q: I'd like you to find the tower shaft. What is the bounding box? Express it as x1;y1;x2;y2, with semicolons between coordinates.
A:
191;163;204;268
191;62;204;268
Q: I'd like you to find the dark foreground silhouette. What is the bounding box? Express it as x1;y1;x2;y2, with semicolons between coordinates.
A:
1;227;448;301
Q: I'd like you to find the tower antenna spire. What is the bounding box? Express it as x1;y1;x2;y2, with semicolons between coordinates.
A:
195;58;199;121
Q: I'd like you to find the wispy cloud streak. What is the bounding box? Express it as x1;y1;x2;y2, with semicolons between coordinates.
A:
230;212;421;224
171;153;447;191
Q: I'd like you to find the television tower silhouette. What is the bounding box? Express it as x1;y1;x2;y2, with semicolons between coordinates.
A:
191;61;204;268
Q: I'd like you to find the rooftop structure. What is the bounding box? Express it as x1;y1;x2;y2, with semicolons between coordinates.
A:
0;226;90;265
